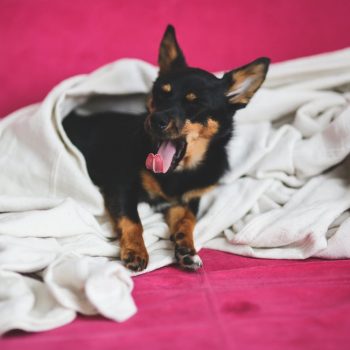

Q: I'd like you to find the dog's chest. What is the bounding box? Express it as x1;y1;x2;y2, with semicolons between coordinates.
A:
140;170;215;207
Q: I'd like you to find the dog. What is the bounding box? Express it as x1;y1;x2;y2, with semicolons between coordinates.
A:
63;25;270;272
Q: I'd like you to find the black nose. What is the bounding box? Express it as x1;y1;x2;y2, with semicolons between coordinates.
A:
151;112;170;132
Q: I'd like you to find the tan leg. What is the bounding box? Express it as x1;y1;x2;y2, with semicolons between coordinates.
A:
165;205;202;271
117;216;148;272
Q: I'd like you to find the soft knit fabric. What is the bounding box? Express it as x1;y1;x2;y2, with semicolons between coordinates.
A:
0;48;350;334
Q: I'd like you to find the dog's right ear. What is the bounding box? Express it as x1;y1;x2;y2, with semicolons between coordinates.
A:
158;25;187;75
222;57;270;109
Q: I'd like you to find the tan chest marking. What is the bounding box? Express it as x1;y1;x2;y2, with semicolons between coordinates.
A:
142;171;216;204
182;185;216;202
178;118;219;170
141;170;171;201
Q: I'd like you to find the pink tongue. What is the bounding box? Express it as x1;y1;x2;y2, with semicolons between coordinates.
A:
145;141;177;173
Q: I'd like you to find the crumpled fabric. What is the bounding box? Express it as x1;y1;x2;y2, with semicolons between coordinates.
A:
0;48;350;334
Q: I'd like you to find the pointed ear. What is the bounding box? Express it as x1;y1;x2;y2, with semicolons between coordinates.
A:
158;25;187;75
223;57;270;108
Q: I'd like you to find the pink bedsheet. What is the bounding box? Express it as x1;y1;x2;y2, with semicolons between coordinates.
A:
1;1;350;349
3;249;350;349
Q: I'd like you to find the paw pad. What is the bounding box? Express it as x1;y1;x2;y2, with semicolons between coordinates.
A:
175;245;202;271
121;249;148;272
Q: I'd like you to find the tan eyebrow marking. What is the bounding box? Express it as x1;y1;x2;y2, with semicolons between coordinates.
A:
186;92;197;101
161;83;172;93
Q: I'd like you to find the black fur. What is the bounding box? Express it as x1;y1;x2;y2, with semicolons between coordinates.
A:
63;25;270;271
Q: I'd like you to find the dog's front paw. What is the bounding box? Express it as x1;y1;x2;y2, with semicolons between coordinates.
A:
174;244;202;271
121;246;149;272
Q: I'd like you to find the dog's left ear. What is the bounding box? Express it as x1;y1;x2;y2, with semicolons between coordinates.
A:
223;57;270;108
158;25;187;75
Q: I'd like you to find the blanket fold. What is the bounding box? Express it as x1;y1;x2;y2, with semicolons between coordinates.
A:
0;48;350;334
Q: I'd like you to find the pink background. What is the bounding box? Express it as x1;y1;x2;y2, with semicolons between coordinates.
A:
1;0;350;118
1;0;350;349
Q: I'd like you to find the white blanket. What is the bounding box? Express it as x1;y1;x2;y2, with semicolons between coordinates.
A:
1;48;350;335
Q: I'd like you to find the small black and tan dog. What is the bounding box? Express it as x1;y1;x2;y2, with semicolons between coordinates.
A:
63;25;269;272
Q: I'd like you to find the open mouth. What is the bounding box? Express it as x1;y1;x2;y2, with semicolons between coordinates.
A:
145;138;187;174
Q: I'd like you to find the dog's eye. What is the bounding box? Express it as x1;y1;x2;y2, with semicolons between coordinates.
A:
161;84;172;93
185;92;198;102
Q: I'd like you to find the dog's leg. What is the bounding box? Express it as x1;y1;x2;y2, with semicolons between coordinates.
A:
104;187;149;272
117;215;148;272
165;200;202;271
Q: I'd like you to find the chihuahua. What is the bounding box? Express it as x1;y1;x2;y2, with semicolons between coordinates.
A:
63;25;270;271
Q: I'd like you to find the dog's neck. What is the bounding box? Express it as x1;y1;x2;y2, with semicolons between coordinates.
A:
147;129;232;198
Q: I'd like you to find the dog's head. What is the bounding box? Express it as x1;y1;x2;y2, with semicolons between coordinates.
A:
145;25;270;174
